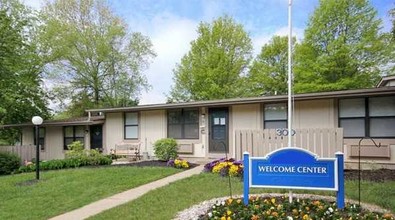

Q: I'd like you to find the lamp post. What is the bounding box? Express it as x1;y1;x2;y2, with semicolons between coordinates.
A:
32;116;43;180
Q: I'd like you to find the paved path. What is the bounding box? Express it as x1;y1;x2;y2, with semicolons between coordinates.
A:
49;165;204;220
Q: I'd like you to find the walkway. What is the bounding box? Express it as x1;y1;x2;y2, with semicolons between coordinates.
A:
49;165;204;220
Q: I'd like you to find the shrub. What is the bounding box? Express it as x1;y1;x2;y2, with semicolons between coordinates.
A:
0;152;21;175
153;138;178;161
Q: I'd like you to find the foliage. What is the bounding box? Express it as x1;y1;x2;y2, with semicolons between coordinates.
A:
0;0;49;144
248;36;296;96
204;158;243;177
153;138;178;161
0;152;20;175
168;16;253;102
167;158;190;169
18;155;112;173
0;166;180;220
199;196;394;220
294;0;390;93
39;0;156;116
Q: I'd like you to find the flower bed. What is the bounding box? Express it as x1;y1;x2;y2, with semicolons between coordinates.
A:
204;158;243;177
167;158;190;169
197;196;394;220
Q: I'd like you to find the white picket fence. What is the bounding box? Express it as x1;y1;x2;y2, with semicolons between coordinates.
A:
235;128;343;160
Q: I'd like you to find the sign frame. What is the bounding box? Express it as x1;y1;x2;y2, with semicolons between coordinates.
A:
243;147;345;209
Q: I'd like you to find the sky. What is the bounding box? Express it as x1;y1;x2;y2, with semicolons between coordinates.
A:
24;0;394;105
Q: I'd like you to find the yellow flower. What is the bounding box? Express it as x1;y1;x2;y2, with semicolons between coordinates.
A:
237;199;241;204
227;217;231;220
292;209;298;216
271;198;276;204
227;210;232;216
221;216;226;220
305;206;310;211
302;214;310;220
272;211;278;217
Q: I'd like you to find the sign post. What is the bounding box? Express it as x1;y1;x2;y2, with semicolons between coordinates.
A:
243;148;345;209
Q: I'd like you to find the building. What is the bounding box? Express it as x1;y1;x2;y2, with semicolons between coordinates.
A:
1;76;395;168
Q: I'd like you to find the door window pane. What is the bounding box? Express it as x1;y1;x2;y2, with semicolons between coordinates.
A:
369;97;395;117
370;118;395;137
339;98;365;117
339;119;365;137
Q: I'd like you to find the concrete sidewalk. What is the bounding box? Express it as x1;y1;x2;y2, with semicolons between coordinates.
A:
49;165;204;220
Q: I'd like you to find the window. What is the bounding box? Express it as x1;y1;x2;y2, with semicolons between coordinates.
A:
64;126;85;150
124;112;138;139
33;127;45;151
264;103;287;129
339;97;395;138
168;109;199;139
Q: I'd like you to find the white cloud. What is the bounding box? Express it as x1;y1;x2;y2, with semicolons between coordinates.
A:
138;14;198;104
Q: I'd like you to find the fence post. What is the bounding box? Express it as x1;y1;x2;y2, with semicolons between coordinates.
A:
336;152;345;209
243;151;250;205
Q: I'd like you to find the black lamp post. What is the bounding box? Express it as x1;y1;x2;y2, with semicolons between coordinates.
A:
32;116;43;180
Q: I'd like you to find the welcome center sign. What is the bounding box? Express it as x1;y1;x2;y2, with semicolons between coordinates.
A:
243;148;345;208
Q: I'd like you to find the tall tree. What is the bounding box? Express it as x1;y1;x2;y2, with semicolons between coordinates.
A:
39;0;155;116
248;36;296;96
168;16;253;102
294;0;388;93
0;0;49;144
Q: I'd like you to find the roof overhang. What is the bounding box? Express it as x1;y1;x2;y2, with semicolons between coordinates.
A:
0;117;104;129
86;86;395;113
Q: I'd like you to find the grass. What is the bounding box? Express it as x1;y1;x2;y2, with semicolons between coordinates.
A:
0;166;180;220
90;173;395;220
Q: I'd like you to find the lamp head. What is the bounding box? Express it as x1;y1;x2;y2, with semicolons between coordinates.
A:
32;116;43;125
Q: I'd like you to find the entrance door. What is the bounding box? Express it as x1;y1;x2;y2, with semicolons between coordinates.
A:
209;108;229;153
90;125;103;150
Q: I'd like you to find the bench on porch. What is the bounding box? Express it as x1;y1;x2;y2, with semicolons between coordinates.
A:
113;142;141;161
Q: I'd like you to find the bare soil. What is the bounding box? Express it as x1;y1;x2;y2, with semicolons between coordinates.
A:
344;169;395;182
115;161;395;182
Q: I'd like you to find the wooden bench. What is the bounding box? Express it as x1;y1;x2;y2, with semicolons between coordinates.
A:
113;143;141;161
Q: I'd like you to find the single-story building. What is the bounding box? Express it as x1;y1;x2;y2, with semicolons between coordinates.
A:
1;76;395;169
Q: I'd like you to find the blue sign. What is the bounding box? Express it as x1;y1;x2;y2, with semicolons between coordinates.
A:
243;148;345;209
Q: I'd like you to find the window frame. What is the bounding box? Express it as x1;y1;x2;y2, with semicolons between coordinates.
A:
63;126;85;150
33;127;46;151
124;112;139;140
263;103;288;129
167;108;199;140
338;96;395;138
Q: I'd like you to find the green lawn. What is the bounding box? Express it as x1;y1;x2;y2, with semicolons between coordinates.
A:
90;173;395;220
0;166;180;220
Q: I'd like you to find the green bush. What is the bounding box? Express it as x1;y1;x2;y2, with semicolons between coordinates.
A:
153;138;178;161
0;152;21;175
17;143;112;174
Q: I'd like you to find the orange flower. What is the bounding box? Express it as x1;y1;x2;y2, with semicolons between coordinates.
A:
271;211;279;217
251;214;260;220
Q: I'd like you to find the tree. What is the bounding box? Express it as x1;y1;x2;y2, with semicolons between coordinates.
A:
168;16;253;102
0;0;49;144
390;7;395;40
248;36;296;96
294;0;389;93
39;0;155;116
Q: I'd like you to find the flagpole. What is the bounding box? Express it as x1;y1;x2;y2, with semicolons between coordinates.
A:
288;0;293;204
287;0;293;149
